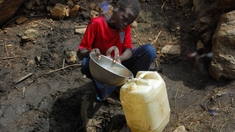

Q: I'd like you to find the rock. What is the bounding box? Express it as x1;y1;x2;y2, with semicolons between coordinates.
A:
199;16;212;24
0;82;7;93
64;50;77;64
46;6;53;12
89;2;97;10
16;16;28;24
75;28;87;34
67;0;74;9
70;5;80;17
161;45;181;55
196;40;205;50
173;125;187;132
201;31;212;44
0;0;25;26
22;29;39;42
0;109;3;116
90;10;99;19
209;10;235;80
81;11;90;19
131;21;138;28
24;0;34;10
50;3;70;20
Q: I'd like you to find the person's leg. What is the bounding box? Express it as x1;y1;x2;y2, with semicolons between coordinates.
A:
122;44;156;77
81;57;116;101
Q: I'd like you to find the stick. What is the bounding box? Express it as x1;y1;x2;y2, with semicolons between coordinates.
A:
151;31;162;45
22;87;25;99
48;64;81;74
74;25;87;28
62;59;65;68
132;29;142;46
4;40;9;56
15;73;33;84
0;56;21;60
161;2;166;13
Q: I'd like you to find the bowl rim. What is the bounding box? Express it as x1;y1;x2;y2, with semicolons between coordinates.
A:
89;53;133;78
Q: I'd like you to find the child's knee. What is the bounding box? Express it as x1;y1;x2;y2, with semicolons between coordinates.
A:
143;44;157;58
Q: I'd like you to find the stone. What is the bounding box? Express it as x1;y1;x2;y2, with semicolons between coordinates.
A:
196;40;205;50
22;29;39;41
199;16;212;24
161;45;181;55
69;5;80;17
131;21;138;28
201;31;212;44
50;3;70;20
64;50;77;64
16;16;28;24
81;11;90;19
173;125;186;132
209;10;235;80
90;10;99;19
67;0;74;9
89;2;96;10
75;28;87;34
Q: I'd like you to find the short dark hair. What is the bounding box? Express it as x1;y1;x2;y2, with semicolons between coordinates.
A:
116;0;141;16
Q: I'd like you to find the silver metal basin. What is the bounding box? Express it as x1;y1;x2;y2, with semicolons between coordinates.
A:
89;53;133;86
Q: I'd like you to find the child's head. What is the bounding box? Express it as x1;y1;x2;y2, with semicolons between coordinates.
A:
108;0;140;30
116;0;140;16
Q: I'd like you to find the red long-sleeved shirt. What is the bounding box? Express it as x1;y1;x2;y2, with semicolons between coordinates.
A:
78;16;133;56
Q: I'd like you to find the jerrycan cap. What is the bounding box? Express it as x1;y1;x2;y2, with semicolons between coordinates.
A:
127;80;137;91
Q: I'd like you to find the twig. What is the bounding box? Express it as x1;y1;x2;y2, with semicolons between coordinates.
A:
151;31;162;45
231;97;234;107
161;2;166;13
0;56;21;60
48;64;81;74
22;87;25;99
174;88;179;123
132;29;142;46
219;120;227;132
62;58;65;68
4;40;9;56
211;120;216;132
34;20;53;30
74;25;87;28
15;73;33;84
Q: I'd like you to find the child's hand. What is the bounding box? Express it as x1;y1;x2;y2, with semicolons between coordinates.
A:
91;48;101;59
113;55;121;63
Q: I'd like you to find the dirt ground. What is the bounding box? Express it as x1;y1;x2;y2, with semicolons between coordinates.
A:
0;0;235;132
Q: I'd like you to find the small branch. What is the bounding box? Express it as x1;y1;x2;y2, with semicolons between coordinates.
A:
4;40;9;56
0;56;21;60
48;64;81;74
62;59;65;68
22;87;26;99
161;2;166;13
132;29;142;46
151;31;162;45
15;73;33;84
74;25;87;28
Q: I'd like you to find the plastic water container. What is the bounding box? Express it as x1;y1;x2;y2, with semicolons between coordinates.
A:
120;71;170;132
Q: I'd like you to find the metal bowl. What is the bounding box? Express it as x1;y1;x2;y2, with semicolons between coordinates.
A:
89;53;133;86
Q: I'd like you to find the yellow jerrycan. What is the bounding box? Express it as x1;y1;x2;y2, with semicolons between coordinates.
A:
120;71;170;132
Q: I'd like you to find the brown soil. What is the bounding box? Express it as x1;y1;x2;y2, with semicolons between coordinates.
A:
0;1;235;132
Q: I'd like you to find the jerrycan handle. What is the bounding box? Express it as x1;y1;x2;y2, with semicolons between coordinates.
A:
137;71;162;80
